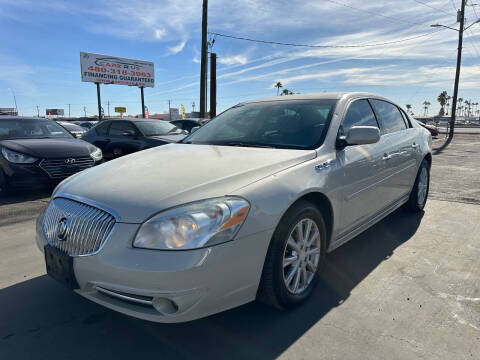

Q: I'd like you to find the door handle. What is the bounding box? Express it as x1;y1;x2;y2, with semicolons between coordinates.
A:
382;153;392;161
105;138;111;143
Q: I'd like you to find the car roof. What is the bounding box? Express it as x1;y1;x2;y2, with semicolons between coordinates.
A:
242;92;389;104
0;116;53;121
101;118;161;122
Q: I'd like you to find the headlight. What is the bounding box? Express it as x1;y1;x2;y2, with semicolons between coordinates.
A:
90;147;103;161
1;147;37;164
133;197;250;250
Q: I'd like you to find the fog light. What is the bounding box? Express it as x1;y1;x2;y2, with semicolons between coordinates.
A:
152;297;178;315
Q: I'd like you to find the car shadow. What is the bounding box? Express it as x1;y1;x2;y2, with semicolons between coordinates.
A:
0;208;424;360
0;187;52;206
432;136;452;155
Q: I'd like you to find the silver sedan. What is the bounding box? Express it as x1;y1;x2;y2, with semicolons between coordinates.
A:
36;92;432;323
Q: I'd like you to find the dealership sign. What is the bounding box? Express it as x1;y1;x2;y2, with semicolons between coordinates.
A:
46;109;64;116
80;52;155;88
115;107;126;113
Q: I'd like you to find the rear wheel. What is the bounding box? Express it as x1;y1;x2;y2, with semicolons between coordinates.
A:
257;200;327;309
406;159;430;212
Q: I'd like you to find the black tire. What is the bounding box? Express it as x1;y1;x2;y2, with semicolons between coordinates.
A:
406;159;430;212
257;200;327;309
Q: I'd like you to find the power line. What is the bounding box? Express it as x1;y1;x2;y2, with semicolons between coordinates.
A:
209;29;445;49
413;0;454;15
451;0;458;11
324;0;427;26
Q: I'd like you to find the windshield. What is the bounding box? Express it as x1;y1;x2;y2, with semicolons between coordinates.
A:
135;121;182;136
183;100;337;149
0;118;73;140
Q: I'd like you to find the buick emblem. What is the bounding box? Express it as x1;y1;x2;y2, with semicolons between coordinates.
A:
56;217;70;241
65;158;76;164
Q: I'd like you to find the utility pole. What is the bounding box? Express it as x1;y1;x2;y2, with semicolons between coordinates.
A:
83;106;87;117
36;106;40;117
168;100;172;120
210;53;217;118
107;101;110;117
449;0;466;139
68;104;71;118
199;0;208;119
192;101;196;113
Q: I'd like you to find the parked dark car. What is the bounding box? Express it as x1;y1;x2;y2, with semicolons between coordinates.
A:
72;121;98;130
57;121;87;138
0;117;103;194
170;119;202;133
82;118;187;160
417;121;439;137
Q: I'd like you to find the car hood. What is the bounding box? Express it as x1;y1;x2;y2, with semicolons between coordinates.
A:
148;134;186;142
56;144;316;223
0;138;96;158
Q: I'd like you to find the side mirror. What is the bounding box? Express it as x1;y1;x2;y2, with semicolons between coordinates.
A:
190;126;200;133
122;130;136;137
337;126;380;149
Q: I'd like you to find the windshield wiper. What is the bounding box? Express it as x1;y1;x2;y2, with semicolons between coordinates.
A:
220;141;277;148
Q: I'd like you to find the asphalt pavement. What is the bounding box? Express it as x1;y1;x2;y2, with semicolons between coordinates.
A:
1;134;479;359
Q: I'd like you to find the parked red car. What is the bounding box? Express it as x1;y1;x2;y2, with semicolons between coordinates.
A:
417;121;439;137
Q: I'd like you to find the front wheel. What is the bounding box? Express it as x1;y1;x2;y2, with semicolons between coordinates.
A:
406;159;430;212
257;200;327;309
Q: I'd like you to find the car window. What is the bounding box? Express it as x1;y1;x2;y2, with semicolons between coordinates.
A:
184;100;337;149
108;121;137;136
339;99;378;136
370;99;407;134
0;118;72;139
136;121;182;136
95;121;110;135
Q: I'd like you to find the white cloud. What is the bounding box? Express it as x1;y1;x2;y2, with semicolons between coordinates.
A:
154;28;166;39
168;40;186;54
218;55;248;66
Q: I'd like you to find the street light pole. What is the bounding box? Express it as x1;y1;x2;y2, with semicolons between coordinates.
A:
449;0;466;139
199;0;208;119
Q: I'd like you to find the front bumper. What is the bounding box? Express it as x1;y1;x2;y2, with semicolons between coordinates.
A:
36;220;273;323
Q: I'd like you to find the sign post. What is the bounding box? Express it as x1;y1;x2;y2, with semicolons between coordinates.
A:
140;87;145;118
96;83;102;120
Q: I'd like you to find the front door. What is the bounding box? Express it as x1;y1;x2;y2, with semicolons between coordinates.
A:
336;99;390;236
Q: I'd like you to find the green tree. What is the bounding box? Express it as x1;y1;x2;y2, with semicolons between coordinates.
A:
274;82;283;96
406;104;413;115
281;88;293;96
437;91;448;116
423;101;431;116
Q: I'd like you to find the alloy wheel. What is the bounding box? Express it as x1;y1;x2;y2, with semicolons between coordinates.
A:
282;218;321;295
417;166;428;205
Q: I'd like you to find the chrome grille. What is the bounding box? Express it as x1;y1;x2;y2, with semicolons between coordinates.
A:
42;197;116;256
40;157;94;179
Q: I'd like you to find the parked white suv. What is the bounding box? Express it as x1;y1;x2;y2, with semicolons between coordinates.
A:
36;93;432;323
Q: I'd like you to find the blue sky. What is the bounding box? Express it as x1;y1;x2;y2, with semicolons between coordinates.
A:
1;0;480;117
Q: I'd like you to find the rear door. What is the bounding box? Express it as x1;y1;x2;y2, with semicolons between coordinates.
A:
85;121;111;152
106;121;143;158
370;99;417;204
337;99;389;235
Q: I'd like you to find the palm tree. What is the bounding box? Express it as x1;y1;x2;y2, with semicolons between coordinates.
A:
406;104;412;115
457;98;464;116
437;91;448;116
281;88;293;96
274;82;283;96
465;100;471;117
423;101;431;116
446;95;451;115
